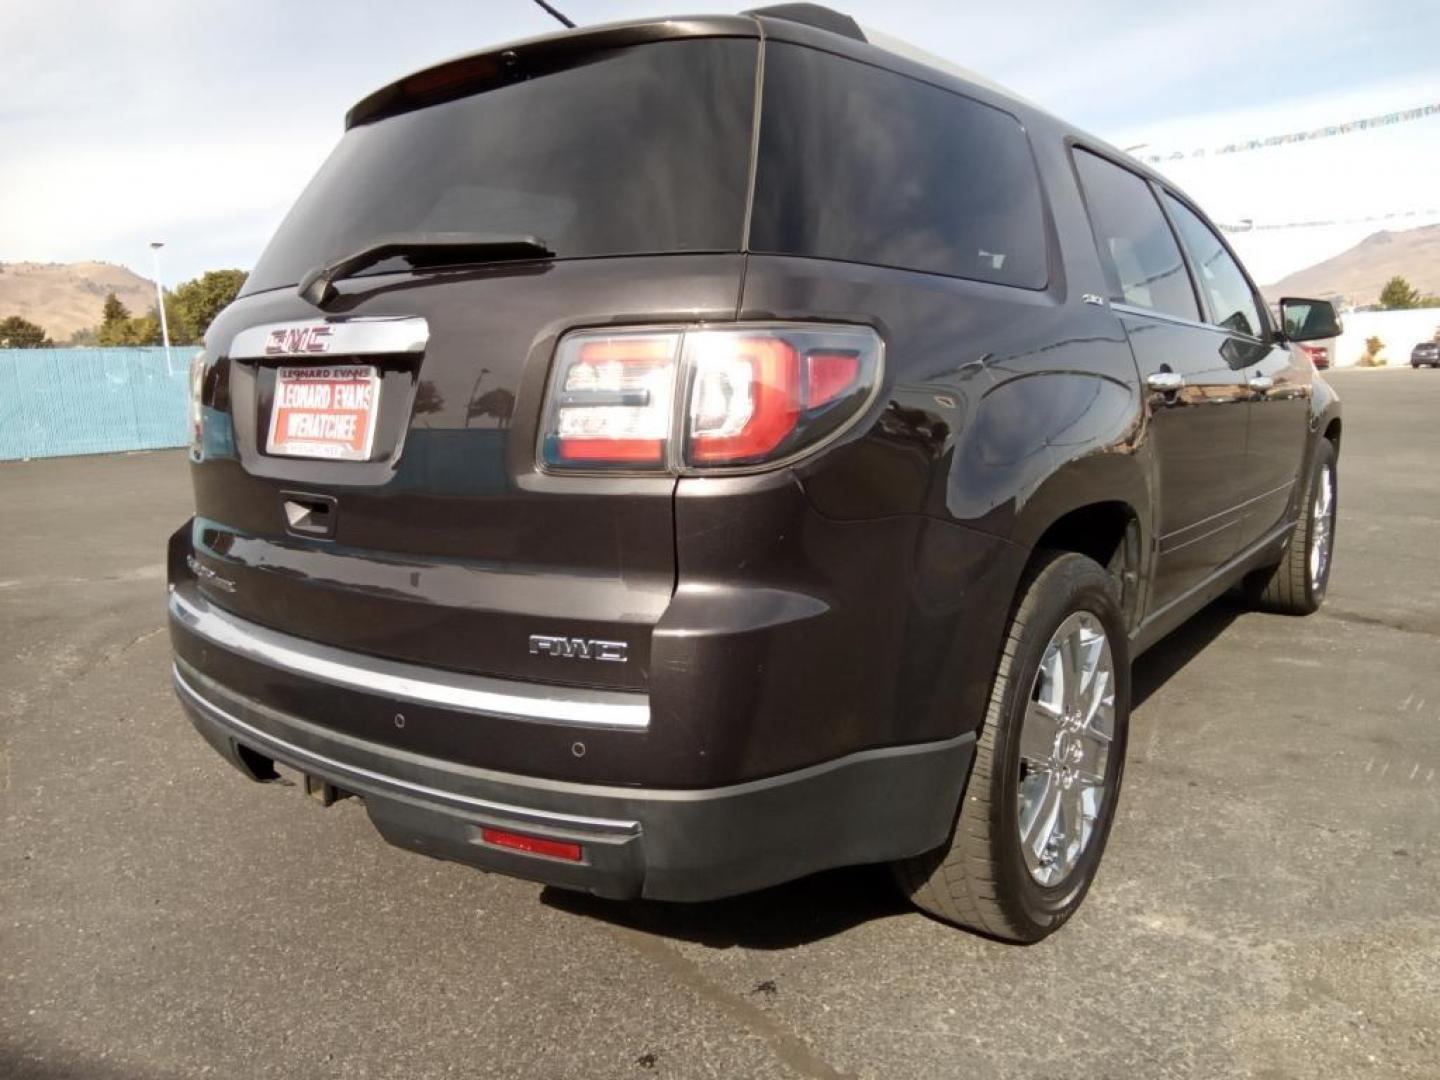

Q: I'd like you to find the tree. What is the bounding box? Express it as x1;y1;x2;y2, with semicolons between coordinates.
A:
94;269;247;348
412;381;446;419
0;315;51;348
127;312;162;346
96;292;134;346
1379;275;1420;310
169;269;247;344
96;294;164;345
467;388;515;428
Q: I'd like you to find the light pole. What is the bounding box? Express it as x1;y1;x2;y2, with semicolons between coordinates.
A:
149;241;173;371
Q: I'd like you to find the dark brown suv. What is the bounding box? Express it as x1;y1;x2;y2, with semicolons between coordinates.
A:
168;5;1343;941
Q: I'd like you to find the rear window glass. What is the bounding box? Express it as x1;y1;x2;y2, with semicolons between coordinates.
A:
245;40;758;294
750;44;1048;288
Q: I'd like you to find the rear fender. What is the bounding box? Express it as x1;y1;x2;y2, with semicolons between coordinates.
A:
958;366;1149;545
967;367;1152;622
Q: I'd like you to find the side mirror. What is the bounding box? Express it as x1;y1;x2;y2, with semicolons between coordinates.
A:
1279;297;1342;343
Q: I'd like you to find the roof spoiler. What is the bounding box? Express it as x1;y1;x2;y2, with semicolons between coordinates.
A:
744;4;866;42
345;17;757;129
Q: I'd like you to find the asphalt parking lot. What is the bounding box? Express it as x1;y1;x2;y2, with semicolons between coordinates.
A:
2;367;1438;1079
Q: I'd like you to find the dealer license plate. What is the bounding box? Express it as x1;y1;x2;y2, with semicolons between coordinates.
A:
266;365;380;461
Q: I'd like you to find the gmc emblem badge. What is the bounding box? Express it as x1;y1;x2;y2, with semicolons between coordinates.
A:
528;635;628;663
264;325;334;355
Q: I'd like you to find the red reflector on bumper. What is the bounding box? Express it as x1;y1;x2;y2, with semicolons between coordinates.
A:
479;827;583;862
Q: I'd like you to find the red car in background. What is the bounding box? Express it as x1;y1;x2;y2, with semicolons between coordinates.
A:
1299;341;1332;369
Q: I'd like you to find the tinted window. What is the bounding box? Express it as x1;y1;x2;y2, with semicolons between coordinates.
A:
245;40;757;294
751;44;1047;288
1072;150;1198;321
1163;195;1266;338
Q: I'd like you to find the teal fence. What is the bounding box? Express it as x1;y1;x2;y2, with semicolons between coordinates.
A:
0;347;191;461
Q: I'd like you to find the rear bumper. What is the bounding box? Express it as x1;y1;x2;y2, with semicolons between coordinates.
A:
171;612;973;902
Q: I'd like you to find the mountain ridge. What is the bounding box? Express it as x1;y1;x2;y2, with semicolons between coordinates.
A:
7;225;1439;342
0;261;157;341
1261;223;1440;307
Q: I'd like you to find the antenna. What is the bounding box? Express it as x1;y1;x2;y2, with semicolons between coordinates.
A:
530;0;575;28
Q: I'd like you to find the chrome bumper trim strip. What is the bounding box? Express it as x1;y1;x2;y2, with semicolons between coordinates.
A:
168;589;650;730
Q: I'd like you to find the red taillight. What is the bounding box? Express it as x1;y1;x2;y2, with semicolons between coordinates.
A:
557;438;662;463
688;337;802;464
540;324;882;473
807;352;861;408
546;334;679;467
479;827;583;862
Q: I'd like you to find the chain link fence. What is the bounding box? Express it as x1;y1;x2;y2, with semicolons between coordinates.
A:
0;347;190;460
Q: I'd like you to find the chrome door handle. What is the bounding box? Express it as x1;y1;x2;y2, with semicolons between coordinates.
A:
1146;371;1185;392
1247;375;1274;392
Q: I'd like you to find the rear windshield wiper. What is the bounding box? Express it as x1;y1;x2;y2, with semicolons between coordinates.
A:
298;232;554;307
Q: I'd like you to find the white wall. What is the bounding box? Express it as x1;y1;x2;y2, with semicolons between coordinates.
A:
1330;309;1440;367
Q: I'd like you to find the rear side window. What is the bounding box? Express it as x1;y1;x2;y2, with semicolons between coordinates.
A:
245;40;758;294
1072;150;1198;321
751;44;1048;288
1162;194;1267;339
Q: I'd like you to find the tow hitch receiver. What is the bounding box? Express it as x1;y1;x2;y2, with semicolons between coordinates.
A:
303;774;350;807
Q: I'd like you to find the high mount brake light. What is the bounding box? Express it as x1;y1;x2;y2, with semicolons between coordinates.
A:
539;324;882;472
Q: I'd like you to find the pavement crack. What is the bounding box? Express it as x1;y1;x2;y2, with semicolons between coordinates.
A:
111;626;165;658
606;925;852;1079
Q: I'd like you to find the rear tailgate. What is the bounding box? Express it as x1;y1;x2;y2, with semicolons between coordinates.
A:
191;258;748;690
182;32;758;692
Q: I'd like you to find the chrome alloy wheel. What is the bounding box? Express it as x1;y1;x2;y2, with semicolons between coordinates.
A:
1016;611;1115;887
1309;464;1335;588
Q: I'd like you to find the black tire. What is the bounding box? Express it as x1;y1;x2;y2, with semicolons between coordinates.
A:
1245;439;1337;615
893;551;1130;943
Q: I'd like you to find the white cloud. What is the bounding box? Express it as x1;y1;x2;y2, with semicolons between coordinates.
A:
1115;74;1440;281
0;129;329;266
2;0;1437;283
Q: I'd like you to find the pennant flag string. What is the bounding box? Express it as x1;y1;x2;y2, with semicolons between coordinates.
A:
1137;103;1440;164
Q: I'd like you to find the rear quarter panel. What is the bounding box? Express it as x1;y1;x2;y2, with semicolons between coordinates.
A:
717;102;1151;760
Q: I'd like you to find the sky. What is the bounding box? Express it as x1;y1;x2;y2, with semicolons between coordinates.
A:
2;0;1438;287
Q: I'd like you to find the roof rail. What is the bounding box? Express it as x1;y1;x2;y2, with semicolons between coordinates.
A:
744;4;866;42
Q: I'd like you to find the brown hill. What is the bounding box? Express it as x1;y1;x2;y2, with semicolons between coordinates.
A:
1261;224;1440;307
0;261;157;342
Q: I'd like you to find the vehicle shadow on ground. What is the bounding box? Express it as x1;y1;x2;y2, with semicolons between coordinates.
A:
541;864;911;950
1131;594;1245;709
545;595;1247;950
0;1046;185;1080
